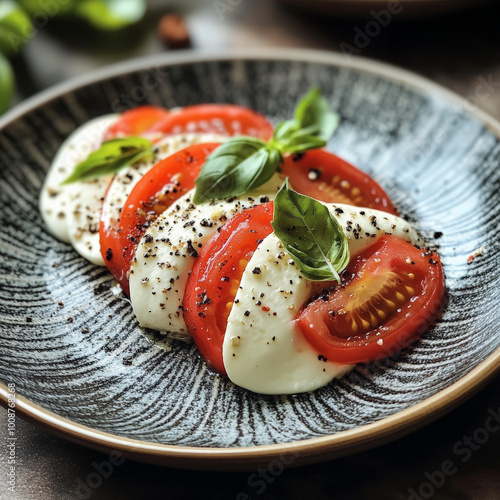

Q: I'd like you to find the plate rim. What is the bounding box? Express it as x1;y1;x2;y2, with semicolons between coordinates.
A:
1;48;499;469
1;352;499;469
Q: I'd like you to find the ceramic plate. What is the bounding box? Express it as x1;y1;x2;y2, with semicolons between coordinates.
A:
0;49;499;470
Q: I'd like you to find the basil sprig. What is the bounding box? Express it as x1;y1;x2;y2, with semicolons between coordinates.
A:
191;138;282;202
271;180;350;282
193;88;339;204
62;137;154;184
274;86;340;150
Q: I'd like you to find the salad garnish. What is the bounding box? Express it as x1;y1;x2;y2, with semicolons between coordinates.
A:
39;99;444;395
192;88;339;204
62;137;154;184
190;137;282;203
272;179;350;282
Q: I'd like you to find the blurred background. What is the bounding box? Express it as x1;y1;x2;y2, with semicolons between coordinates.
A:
1;0;500;116
1;1;499;499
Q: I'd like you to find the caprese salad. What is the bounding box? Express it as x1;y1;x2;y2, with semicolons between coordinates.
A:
39;90;445;395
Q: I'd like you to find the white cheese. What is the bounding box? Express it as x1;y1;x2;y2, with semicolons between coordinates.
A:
128;176;284;334
328;203;422;257
65;173;115;265
223;234;354;394
39;114;118;243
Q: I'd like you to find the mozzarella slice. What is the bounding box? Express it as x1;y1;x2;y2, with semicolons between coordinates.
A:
65;173;115;265
222;204;422;394
328;203;422;257
129;175;284;335
223;234;353;394
39;114;119;243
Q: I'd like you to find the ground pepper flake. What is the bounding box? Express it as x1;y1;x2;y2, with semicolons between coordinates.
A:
186;240;199;258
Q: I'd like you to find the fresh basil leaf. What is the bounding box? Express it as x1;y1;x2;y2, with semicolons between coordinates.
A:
272;179;350;282
17;0;75;15
74;0;146;30
271;88;339;156
272;119;300;143
62;137;153;184
0;0;33;56
0;52;14;115
193;137;282;204
294;87;340;142
193;89;339;204
276;130;326;155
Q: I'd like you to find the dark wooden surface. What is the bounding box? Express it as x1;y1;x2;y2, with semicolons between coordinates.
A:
1;1;499;498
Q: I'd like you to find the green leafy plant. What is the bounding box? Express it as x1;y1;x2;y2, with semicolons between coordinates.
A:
271;179;350;282
0;52;14;115
0;0;147;115
193;88;339;204
73;0;146;31
0;0;33;56
62;137;154;184
191;138;282;203
17;0;145;30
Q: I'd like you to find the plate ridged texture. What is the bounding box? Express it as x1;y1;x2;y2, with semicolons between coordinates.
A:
0;59;499;448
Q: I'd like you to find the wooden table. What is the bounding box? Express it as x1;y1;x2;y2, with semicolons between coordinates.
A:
2;1;499;498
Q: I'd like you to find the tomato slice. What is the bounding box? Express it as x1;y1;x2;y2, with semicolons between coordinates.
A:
146;104;274;141
183;203;274;375
104;106;170;140
296;236;445;364
282;149;397;214
101;142;219;295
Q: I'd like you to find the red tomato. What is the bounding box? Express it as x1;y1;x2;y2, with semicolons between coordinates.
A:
101;143;219;295
183;203;274;375
146;104;274;141
104;106;170;140
282;149;397;214
296;236;445;364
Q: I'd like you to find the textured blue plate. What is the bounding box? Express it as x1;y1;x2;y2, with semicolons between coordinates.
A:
0;50;499;469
